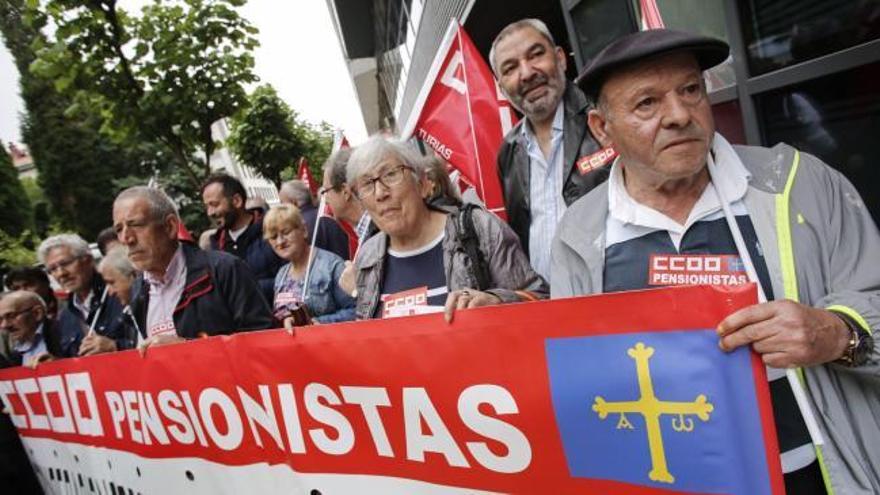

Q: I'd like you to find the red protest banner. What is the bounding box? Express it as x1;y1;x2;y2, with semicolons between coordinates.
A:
0;285;783;494
401;20;515;218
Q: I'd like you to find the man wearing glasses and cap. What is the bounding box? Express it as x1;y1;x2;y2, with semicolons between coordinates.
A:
551;29;878;494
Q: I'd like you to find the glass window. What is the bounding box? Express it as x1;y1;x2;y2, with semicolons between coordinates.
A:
757;62;880;227
739;0;880;75
567;0;638;67
632;0;736;91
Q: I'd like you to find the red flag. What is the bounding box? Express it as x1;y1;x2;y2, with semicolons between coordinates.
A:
177;222;194;243
297;157;318;196
332;130;350;152
401;20;516;219
639;0;665;29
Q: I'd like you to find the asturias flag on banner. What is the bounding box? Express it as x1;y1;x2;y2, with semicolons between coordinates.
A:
401;19;516;218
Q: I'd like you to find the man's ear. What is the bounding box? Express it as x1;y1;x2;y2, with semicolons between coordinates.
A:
165;214;180;238
32;304;46;323
231;193;245;210
340;184;357;206
587;109;613;149
555;46;567;73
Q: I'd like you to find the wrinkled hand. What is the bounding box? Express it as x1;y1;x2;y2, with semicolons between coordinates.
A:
78;333;117;356
444;289;502;323
26;352;54;369
717;300;850;368
137;334;185;357
339;260;357;297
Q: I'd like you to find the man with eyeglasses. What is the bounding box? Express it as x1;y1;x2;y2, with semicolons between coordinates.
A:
278;179;351;261
3;266;59;320
38;233;126;357
321;147;381;297
321;147;377;248
0;290;64;366
0;294;45;495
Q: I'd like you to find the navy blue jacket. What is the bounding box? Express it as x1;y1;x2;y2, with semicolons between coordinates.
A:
210;212;284;301
129;242;273;341
300;204;351;261
56;272;126;357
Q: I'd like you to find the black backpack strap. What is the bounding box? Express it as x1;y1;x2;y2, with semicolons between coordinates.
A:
455;204;492;291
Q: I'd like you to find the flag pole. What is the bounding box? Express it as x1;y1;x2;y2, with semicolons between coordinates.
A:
301;194;324;301
455;21;488;204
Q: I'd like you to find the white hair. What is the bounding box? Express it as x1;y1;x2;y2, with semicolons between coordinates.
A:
38;233;91;265
346;134;431;183
489;18;557;75
97;246;137;280
279;180;314;207
114;186;179;221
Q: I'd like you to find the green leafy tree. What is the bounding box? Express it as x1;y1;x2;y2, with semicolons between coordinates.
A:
228;84;335;188
1;1;154;240
30;0;260;193
0;146;32;237
227;84;300;188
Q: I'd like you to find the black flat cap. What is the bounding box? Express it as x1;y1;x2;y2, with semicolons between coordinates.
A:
575;29;729;97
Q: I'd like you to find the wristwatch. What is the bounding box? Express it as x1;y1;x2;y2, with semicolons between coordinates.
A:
833;312;874;367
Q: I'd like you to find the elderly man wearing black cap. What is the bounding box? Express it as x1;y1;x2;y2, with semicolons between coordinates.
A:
490;19;610;283
551;29;879;494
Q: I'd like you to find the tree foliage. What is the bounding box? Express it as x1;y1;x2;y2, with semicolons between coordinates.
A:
29;0;260;192
0;145;32;237
1;0;154;240
229;84;334;188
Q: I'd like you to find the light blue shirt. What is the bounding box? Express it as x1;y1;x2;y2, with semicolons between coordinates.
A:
13;322;48;365
524;101;566;281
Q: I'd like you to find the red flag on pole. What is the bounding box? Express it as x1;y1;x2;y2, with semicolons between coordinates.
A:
639;0;665;29
401;20;516;219
332;130;350;152
297;157;318;196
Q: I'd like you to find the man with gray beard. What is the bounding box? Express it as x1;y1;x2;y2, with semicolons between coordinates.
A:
491;18;610;282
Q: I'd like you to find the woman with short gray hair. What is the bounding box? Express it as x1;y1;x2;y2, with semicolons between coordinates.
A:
348;134;546;320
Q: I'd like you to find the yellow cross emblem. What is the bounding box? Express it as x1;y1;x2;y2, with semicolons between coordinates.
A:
592;342;714;484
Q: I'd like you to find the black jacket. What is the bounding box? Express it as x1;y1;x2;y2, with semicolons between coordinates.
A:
210;212;284;302
496;82;610;256
300;203;351;261
129;243;274;340
55;272;125;357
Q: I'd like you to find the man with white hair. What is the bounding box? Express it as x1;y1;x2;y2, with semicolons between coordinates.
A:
491;18;610;281
38;233;125;356
114;186;273;350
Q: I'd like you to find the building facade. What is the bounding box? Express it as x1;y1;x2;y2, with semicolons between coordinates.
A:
328;0;879;228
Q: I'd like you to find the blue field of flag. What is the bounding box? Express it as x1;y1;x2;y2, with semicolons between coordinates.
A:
545;329;773;495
